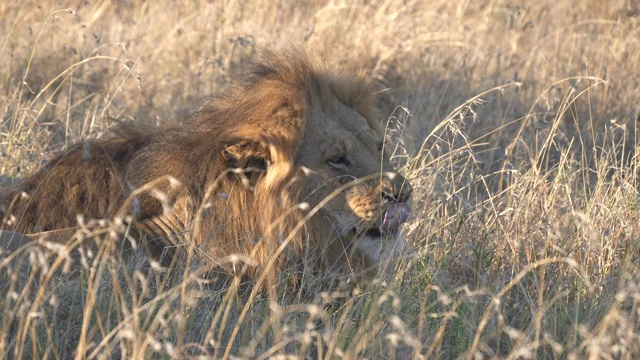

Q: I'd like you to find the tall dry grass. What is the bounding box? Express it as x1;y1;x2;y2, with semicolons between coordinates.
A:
1;0;640;358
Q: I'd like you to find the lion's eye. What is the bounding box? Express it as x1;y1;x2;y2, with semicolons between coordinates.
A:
327;154;349;168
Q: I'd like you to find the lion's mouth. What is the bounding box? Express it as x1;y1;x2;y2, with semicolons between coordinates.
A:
364;203;412;240
365;228;383;238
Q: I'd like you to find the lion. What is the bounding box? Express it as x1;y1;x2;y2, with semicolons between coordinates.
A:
0;49;412;289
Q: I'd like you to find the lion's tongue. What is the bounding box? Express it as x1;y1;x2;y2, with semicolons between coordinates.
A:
381;203;411;233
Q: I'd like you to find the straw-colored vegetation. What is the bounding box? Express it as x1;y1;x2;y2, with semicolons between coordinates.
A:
1;0;640;358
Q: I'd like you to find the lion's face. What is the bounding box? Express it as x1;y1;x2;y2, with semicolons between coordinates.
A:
295;96;413;271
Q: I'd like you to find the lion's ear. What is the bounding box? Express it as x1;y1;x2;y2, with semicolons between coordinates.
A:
222;140;270;169
222;81;306;191
222;135;296;192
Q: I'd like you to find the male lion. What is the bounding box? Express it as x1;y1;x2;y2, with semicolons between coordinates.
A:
0;50;412;288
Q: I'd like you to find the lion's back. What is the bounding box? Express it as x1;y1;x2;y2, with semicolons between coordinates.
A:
0;124;154;233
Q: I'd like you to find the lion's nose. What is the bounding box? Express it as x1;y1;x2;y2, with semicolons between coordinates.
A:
381;172;412;203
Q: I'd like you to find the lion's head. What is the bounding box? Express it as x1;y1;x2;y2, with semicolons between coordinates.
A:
0;49;412;287
293;79;413;278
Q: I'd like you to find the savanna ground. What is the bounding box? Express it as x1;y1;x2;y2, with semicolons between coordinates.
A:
1;0;640;358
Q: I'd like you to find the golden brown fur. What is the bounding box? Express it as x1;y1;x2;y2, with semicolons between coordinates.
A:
0;50;412;288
